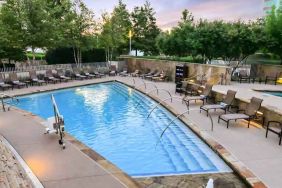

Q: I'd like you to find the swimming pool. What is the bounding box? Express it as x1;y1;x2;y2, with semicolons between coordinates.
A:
15;82;230;177
263;91;282;98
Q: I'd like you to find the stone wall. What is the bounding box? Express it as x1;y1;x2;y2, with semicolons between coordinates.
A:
251;64;282;78
121;57;232;85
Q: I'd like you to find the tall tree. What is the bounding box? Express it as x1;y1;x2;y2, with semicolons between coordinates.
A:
60;0;96;66
99;12;114;62
131;1;160;55
110;0;131;54
265;8;282;64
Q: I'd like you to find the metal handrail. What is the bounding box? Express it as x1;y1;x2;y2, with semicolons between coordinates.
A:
0;93;19;112
50;95;65;149
147;96;184;118
146;88;172;100
134;80;147;90
159;108;214;139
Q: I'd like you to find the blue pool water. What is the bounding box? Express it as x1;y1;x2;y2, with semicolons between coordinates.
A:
15;82;230;176
264;91;282;98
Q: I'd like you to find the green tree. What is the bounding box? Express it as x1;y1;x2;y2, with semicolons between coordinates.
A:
265;8;282;64
60;0;96;66
110;0;131;54
99;12;114;62
131;1;160;55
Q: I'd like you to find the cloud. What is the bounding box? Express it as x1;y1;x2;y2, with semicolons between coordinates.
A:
83;0;264;29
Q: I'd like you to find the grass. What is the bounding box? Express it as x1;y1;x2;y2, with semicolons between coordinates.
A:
26;52;46;60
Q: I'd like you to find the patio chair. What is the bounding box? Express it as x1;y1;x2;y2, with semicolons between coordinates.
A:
109;65;117;76
145;70;160;80
238;70;251;83
81;67;96;79
265;120;282;145
119;68;128;77
141;69;155;78
0;74;12;91
29;70;46;86
183;84;213;111
45;70;60;83
90;67;106;78
131;70;140;77
9;73;28;88
152;71;167;82
265;72;280;85
200;90;237;116
218;97;263;128
184;83;200;96
72;68;87;80
56;69;71;82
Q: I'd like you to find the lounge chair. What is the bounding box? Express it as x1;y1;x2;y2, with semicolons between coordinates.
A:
109;65;117;76
0;74;12;91
90;68;105;78
141;70;155;78
9;73;28;88
145;70;160;80
238;70;252;83
45;70;60;83
119;68;128;77
131;70;140;77
56;69;71;82
72;68;87;80
218;97;263;128
82;68;96;79
152;71;167;82
266;120;282;145
29;70;46;86
183;84;213;111
265;72;280;85
200;90;237;116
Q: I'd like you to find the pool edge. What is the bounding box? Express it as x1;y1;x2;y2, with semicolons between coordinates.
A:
8;79;266;187
118;80;267;188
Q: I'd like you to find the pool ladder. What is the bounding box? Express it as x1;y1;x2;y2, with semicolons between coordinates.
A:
0;93;19;112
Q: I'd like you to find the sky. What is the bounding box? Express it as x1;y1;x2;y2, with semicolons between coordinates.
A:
83;0;264;29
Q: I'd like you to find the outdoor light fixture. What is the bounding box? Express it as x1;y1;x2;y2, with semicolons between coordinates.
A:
256;111;263;116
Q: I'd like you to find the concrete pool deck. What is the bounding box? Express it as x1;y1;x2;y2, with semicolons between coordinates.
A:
0;76;281;187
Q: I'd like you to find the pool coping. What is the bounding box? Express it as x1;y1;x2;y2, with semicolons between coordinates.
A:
118;80;267;188
6;79;266;187
10;106;142;188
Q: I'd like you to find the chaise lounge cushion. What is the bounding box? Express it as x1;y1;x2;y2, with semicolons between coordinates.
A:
220;113;249;121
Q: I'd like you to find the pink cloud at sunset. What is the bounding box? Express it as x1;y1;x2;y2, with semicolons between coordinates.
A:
83;0;264;29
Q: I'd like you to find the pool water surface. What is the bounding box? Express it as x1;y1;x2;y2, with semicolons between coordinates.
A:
15;82;231;177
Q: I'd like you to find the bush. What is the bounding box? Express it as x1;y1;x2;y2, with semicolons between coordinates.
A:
46;48;106;64
82;49;106;63
132;55;204;63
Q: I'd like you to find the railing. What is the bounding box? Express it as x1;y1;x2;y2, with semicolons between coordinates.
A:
0;93;19;112
159;108;214;137
147;96;184;118
146;88;172;100
50;95;66;149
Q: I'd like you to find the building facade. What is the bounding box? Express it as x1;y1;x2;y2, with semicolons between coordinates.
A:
264;0;282;15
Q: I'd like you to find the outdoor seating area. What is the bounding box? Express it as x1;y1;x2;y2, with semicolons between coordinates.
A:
176;79;281;146
2;0;282;187
0;66;112;90
236;69;282;85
